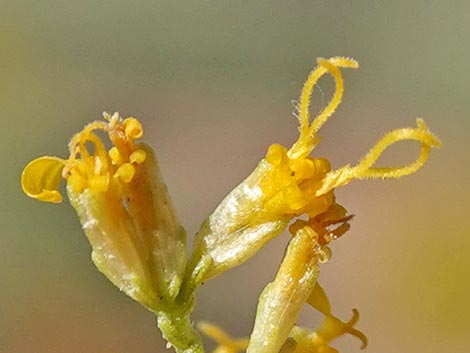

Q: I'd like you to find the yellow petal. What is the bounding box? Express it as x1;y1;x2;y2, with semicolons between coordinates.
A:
21;156;65;203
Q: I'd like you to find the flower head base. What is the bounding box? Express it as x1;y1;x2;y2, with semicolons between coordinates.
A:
22;113;186;312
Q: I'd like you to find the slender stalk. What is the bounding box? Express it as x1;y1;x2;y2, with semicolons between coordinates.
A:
156;310;205;353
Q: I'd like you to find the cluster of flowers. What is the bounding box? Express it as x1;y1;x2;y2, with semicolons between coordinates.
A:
21;57;440;353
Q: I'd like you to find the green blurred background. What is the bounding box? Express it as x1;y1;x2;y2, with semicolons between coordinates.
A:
2;1;469;352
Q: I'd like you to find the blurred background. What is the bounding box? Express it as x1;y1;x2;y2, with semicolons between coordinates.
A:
1;1;469;353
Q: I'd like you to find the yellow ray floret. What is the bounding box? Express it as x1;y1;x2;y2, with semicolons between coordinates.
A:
21;112;147;202
21;156;65;203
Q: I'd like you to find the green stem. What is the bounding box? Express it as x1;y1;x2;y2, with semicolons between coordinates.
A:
156;311;205;353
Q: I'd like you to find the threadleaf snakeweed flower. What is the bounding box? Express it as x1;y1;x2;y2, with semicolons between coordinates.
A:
21;56;440;353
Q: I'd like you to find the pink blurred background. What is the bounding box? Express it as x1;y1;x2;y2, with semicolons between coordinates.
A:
2;2;469;353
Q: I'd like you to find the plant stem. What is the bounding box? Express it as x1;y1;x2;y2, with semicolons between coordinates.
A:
157;311;205;353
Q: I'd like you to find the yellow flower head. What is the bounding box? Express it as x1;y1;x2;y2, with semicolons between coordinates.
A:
186;57;440;286
22;113;186;311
